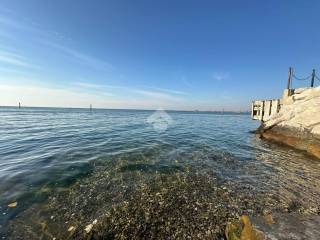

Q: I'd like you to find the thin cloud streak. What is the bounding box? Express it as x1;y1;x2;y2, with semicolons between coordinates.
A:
0;83;185;110
73;82;107;89
144;86;187;95
73;81;186;102
73;81;127;90
0;14;113;71
0;15;40;34
0;51;35;68
42;41;113;70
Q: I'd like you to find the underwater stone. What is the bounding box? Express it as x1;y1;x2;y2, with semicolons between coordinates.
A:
84;224;93;233
7;202;17;208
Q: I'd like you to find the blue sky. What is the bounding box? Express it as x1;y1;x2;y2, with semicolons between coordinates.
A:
0;0;319;110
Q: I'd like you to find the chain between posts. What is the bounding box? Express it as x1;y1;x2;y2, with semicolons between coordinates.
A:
292;73;312;81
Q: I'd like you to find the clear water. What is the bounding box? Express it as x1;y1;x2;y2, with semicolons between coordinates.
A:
1;107;320;238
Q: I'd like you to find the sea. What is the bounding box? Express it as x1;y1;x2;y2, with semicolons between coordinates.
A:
1;107;320;239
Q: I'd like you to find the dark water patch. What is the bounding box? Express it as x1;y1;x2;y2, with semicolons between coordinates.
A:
0;162;94;228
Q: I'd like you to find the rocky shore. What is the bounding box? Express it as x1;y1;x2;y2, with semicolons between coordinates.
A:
258;87;320;159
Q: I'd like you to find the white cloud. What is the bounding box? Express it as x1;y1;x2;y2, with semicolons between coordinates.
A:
73;81;124;90
73;82;107;89
144;86;187;95
211;72;230;81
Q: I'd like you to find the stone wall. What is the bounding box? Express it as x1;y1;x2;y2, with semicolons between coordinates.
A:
259;87;320;159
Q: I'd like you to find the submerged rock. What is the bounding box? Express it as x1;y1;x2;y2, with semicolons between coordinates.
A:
84;223;93;233
68;226;76;232
7;202;17;208
225;215;267;240
84;219;97;233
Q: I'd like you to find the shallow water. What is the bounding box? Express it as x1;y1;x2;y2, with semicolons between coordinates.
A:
0;107;320;239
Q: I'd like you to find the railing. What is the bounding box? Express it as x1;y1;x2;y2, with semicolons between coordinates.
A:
288;67;320;90
251;68;319;121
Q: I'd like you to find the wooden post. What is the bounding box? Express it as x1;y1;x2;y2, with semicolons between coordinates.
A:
90;104;92;112
18;102;21;109
287;67;293;89
311;69;315;87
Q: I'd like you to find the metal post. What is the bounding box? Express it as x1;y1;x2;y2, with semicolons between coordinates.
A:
287;67;292;89
311;69;315;87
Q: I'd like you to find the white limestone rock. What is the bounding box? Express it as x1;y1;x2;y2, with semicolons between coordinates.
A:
263;87;320;138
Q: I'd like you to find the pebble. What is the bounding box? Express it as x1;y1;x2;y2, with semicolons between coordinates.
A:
8;202;17;208
68;226;76;232
84;224;93;233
